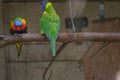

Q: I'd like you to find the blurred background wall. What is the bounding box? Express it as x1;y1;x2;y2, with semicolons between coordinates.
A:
0;0;120;80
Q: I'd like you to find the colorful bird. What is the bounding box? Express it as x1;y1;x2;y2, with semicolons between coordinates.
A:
40;0;60;56
10;16;27;58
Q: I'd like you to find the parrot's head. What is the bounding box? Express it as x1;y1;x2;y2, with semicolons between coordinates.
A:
14;17;23;27
40;0;48;11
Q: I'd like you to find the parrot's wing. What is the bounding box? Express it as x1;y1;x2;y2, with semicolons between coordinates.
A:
40;13;60;39
40;13;50;37
48;14;60;39
54;15;60;33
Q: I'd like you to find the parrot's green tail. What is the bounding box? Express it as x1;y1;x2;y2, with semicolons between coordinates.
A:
16;42;22;58
50;40;56;56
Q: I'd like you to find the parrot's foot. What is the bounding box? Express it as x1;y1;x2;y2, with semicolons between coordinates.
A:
40;30;45;35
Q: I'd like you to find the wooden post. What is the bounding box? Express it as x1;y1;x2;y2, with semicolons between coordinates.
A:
81;18;120;80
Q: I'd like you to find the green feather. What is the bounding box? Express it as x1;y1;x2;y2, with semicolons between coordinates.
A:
40;2;60;56
14;16;23;22
50;40;56;56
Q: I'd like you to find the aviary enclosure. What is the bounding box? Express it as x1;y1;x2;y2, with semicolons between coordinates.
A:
0;0;120;80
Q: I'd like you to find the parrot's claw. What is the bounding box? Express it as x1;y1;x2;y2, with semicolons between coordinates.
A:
40;30;45;35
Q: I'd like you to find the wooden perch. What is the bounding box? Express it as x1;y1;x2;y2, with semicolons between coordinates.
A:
0;32;120;48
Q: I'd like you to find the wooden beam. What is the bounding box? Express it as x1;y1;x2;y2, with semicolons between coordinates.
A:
0;32;120;48
3;0;120;3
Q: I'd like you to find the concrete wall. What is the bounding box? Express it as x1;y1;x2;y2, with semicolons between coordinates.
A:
0;1;120;80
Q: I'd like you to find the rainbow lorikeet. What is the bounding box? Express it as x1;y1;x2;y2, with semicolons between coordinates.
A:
10;16;27;58
40;0;60;56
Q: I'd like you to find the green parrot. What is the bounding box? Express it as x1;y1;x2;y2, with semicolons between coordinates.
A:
40;0;60;56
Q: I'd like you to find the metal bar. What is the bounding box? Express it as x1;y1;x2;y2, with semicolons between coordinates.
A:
99;0;105;21
6;60;79;63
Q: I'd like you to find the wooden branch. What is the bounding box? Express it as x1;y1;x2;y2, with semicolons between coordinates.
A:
0;32;120;48
43;42;69;80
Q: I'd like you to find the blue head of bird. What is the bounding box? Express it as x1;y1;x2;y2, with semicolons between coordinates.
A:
40;0;48;11
14;18;22;27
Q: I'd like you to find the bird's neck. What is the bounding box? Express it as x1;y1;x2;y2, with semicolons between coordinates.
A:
45;3;56;14
46;7;56;14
